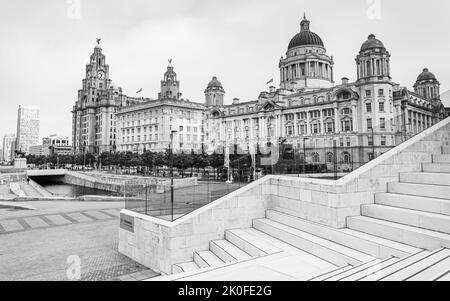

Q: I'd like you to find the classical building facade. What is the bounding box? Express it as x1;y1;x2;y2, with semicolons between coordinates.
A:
116;64;206;153
16;105;40;154
204;16;446;170
72;41;144;155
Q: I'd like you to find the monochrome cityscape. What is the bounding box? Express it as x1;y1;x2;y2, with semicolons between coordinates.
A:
1;0;450;285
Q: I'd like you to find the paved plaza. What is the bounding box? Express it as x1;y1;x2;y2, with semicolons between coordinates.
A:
0;200;158;281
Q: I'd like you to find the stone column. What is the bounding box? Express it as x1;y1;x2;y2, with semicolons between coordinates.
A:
334;103;340;133
320;110;325;134
293;113;298;136
351;101;358;132
306;111;311;135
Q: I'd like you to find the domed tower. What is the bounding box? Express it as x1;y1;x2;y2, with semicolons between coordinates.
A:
205;76;225;107
356;34;395;135
279;14;334;92
159;62;181;99
414;68;440;100
356;34;391;84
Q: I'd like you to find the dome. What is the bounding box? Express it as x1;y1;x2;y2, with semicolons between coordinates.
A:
207;76;223;88
417;68;437;82
288;16;324;50
360;34;385;52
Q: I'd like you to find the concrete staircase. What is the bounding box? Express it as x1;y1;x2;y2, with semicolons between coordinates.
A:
309;248;450;281
160;145;450;281
347;146;450;251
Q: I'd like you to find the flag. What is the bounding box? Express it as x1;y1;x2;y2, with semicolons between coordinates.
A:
266;78;274;85
136;88;143;94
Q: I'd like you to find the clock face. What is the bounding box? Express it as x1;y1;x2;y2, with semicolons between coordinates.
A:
98;71;105;79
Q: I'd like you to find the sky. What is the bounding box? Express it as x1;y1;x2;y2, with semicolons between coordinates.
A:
1;0;450;144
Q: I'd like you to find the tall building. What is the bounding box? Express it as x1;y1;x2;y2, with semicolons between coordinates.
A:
16;105;40;154
72;40;144;155
204;16;446;170
116;63;206;153
2;134;15;163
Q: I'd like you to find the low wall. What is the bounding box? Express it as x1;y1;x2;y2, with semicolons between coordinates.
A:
28;178;53;197
64;171;197;196
119;177;270;275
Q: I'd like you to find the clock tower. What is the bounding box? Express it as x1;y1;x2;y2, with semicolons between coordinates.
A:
72;40;125;155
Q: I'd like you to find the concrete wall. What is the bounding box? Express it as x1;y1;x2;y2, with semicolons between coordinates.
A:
118;117;450;274
119;177;270;275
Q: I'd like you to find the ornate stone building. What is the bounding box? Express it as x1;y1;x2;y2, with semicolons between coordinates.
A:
116;64;206;154
72;41;144;155
204;16;446;170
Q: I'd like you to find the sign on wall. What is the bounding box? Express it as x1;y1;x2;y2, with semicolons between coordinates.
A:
120;213;135;233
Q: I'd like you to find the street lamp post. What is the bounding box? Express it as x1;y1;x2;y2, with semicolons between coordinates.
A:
170;130;178;221
370;127;375;160
303;138;309;175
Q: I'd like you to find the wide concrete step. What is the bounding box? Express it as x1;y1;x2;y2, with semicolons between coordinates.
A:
433;154;450;163
362;204;450;234
194;251;224;268
308;265;354;281
376;193;450;216
172;261;200;274
381;249;450;281
437;271;450;281
347;216;450;250
210;240;252;263
407;256;450;281
358;250;432;281
225;229;281;257
267;210;419;258
388;182;450;200
423;163;450;173
328;257;399;281
400;172;450;186
253;218;375;266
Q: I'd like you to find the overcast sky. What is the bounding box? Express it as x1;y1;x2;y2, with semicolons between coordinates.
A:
1;0;450;143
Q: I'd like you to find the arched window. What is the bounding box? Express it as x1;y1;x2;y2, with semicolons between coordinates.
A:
342;152;351;164
312;152;320;163
326;152;334;163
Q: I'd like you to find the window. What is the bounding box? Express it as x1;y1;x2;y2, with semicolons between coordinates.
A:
366;102;372;113
381;135;387;146
326;153;334;163
379;101;385;112
365;90;372;97
367;118;373;130
342;152;351;164
368;136;374;146
179;126;184;132
380;118;386;130
346;137;351;147
312;153;320;163
378;89;384;97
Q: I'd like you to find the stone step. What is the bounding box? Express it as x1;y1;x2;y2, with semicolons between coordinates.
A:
400;172;450;186
375;193;450;216
225;229;281;257
423;163;450;173
172;261;200;274
362;204;450;234
436;271;450;281
388;182;450;200
347;216;450;250
433;154;450;163
266;210;419;258
407;256;450;281
358;250;432;281
308;265;354;281
328;257;399;281
210;240;252;263
253;218;375;266
381;249;450;281
194;251;224;268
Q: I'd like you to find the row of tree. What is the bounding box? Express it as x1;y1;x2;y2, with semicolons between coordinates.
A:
25;150;229;176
